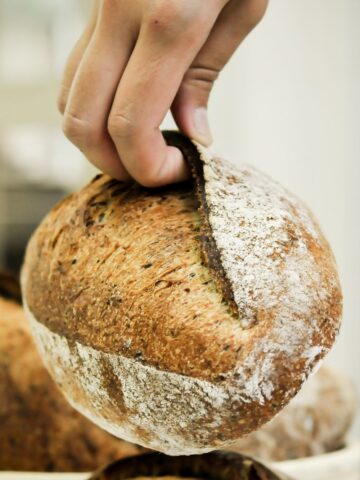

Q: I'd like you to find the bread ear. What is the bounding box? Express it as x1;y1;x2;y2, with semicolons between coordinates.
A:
163;130;238;314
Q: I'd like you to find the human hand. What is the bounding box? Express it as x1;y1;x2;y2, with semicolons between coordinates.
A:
59;0;268;186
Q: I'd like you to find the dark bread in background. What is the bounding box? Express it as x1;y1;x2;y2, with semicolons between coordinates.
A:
0;272;144;472
89;450;292;480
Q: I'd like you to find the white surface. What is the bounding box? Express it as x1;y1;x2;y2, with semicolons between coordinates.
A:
272;442;360;480
0;443;359;480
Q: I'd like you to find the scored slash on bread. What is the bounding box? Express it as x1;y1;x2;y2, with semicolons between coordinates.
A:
21;131;342;455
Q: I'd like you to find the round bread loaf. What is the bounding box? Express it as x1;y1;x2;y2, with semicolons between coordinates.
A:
0;273;143;472
228;365;357;461
21;132;342;455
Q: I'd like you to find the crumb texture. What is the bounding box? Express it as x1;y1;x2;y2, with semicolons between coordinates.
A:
23;182;242;381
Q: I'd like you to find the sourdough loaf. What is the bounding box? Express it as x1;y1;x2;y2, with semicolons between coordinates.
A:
21;132;342;455
0;273;143;472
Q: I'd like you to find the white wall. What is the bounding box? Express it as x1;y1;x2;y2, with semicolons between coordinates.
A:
203;0;360;429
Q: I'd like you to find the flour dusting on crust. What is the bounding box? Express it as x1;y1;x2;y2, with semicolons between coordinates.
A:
26;304;230;455
25;300;329;455
199;149;336;330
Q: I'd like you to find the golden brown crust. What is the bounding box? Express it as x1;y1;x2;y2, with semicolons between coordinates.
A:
0;292;143;472
23;180;241;381
21;132;342;454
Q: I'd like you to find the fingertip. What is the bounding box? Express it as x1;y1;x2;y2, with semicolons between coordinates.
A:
93;163;131;182
85;140;131;182
154;146;190;186
172;99;213;148
191;107;213;147
109;168;132;182
101;159;131;182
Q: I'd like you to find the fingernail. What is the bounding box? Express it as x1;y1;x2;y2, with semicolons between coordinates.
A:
193;107;213;146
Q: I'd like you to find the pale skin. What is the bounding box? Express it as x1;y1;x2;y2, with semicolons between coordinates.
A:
59;0;268;187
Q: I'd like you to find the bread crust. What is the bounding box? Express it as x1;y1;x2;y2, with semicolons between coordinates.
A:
22;132;342;455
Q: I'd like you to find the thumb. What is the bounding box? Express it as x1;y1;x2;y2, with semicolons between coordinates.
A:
171;0;268;146
171;65;217;146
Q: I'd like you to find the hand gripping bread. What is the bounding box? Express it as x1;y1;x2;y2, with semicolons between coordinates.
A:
21;132;342;455
0;272;143;472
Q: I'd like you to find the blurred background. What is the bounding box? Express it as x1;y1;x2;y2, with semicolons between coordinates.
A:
0;0;359;435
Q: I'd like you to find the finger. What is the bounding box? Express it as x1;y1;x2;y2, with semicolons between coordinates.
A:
172;0;268;145
57;0;100;114
107;2;222;187
62;2;140;180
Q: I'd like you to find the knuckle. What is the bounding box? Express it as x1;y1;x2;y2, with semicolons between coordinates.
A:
57;95;67;115
184;65;219;91
57;85;71;115
62;113;99;147
241;0;268;29
107;112;137;139
155;0;189;23
147;1;205;40
101;0;118;14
